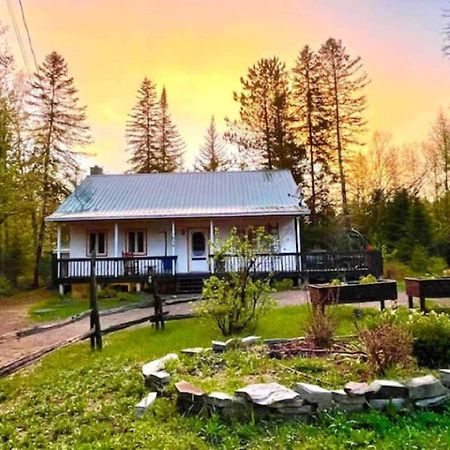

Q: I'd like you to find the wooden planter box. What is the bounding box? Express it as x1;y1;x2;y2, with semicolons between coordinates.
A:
405;277;450;311
309;280;398;311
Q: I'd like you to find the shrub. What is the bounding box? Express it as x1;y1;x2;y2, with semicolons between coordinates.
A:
0;275;12;298
357;309;413;375
273;278;294;292
306;306;336;348
407;310;450;368
97;287;118;299
359;274;377;284
197;227;275;336
427;257;447;276
383;259;410;280
410;245;429;273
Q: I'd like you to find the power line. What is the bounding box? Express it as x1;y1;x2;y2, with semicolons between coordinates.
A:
5;0;31;76
17;0;38;70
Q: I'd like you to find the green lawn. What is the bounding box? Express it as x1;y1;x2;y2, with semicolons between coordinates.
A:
28;292;144;322
0;305;449;449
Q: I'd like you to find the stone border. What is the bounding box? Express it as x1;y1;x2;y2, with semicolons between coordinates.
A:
135;336;450;420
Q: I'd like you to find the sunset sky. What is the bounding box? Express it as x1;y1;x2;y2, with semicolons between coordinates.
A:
2;0;450;173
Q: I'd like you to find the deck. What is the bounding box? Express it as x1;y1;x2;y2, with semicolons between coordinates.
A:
51;250;383;286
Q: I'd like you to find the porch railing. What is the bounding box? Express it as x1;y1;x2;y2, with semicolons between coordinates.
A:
212;250;382;278
54;255;177;283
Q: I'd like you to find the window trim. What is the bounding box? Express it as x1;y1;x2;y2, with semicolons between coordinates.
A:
125;229;147;256
86;230;108;257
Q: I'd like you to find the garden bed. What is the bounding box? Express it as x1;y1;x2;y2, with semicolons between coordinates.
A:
405;277;450;311
309;280;398;311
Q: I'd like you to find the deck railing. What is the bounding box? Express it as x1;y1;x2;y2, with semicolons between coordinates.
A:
212;250;382;278
54;255;177;283
52;250;382;284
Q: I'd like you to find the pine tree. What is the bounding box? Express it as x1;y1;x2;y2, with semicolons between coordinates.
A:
226;57;303;179
319;38;369;226
28;51;91;287
195;116;229;171
292;45;334;222
155;87;184;172
126;78;160;173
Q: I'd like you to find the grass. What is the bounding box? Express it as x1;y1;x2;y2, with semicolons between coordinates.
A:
28;292;143;323
1;304;449;449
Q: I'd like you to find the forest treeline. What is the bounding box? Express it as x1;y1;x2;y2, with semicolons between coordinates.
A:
0;23;449;295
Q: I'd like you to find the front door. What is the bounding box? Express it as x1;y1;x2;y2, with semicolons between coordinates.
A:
188;229;209;272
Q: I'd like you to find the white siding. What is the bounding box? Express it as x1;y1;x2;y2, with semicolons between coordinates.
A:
68;217;298;274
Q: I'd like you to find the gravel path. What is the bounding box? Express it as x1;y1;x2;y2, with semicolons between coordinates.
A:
0;289;415;373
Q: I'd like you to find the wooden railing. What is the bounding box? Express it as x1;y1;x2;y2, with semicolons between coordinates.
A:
211;250;382;278
54;255;177;283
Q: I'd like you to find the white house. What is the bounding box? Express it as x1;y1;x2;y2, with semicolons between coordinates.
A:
46;169;310;293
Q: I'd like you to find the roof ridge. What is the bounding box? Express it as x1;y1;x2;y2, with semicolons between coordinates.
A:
88;169;291;177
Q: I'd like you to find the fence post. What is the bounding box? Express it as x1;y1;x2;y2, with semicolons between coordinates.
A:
90;251;102;350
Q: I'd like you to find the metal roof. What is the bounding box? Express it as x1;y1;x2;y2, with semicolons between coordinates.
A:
46;170;308;222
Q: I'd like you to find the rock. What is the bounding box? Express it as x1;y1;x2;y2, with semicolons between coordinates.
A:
205;392;235;408
135;392;157;418
236;383;302;409
142;353;178;378
439;369;450;388
145;370;170;392
344;381;372;396
240;336;261;347
175;380;205;415
406;375;448;400
181;347;209;356
264;338;291;345
212;338;238;352
293;382;333;406
366;380;407;400
332;389;366;412
368;398;407;411
415;394;450;409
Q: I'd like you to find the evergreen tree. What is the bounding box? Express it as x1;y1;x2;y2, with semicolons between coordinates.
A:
226;57;303;180
155;87;184;172
126;78;160;173
28;52;91;287
195;116;229;171
292;45;334;222
319;38;369;226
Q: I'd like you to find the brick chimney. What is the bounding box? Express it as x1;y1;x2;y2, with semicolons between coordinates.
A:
90;165;103;175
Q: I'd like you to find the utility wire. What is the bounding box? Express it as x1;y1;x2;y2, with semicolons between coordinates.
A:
5;0;31;76
17;0;38;70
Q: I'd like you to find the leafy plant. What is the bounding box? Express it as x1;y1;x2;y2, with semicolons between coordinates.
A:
273;278;294;292
357;309;413;375
330;278;342;286
0;275;12;298
359;274;377;284
407;310;450;368
197;227;275;336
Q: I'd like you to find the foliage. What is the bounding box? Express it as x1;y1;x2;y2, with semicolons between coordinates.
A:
0;274;11;297
407;310;450;368
306;306;337;348
357;309;413;375
330;278;342;286
359;274;377;284
197;227;275;336
272;278;294;292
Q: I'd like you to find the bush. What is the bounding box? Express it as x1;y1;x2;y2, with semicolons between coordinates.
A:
407;310;450;368
383;259;410;280
357;309;413;375
273;278;294;292
410;245;429;273
98;287;118;299
427;256;447;276
197;227;275;336
0;275;12;298
359;274;377;284
306;307;336;348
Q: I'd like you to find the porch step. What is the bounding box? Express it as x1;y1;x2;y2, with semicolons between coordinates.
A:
176;275;208;294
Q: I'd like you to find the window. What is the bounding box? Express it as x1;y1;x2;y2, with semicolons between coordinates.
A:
87;231;107;256
127;230;146;255
192;232;206;256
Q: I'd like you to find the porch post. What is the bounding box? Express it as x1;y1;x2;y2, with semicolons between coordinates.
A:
114;223;119;257
171;220;176;274
57;224;63;296
295;217;302;271
210;219;214;274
